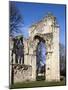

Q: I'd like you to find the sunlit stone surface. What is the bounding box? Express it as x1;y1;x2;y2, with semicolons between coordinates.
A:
10;13;60;83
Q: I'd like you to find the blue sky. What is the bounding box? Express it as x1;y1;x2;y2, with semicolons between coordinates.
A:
11;1;66;46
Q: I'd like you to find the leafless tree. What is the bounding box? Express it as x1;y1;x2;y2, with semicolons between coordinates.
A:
9;2;23;36
59;43;66;76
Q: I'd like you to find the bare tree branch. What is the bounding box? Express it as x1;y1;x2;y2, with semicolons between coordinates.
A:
9;2;23;36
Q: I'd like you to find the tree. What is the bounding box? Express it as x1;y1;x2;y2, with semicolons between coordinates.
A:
59;43;66;76
9;2;23;36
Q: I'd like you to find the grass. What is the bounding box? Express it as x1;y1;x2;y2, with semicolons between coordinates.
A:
10;79;66;89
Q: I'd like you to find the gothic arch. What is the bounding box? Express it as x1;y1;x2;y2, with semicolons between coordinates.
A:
33;35;46;80
24;13;60;81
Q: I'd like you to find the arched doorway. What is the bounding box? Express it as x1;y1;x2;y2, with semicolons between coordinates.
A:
34;35;46;81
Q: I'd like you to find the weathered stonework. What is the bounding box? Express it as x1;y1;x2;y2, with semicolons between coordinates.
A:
13;64;32;83
10;13;60;83
28;13;60;81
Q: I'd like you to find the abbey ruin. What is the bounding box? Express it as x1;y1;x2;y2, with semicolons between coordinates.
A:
10;13;60;84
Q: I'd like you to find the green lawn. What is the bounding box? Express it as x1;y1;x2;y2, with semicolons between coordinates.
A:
10;79;66;89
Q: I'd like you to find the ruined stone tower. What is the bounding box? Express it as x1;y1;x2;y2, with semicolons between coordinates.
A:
10;13;60;83
27;13;60;81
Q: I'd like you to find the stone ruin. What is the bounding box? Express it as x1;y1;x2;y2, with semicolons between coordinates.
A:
10;13;60;84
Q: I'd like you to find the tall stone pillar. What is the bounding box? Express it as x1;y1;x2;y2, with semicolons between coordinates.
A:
45;35;53;81
12;51;16;64
50;25;60;81
45;25;60;81
24;40;28;65
31;55;36;81
46;52;52;81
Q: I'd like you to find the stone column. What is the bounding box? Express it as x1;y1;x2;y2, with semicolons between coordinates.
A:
45;37;53;81
50;26;60;81
24;54;28;65
13;53;15;64
24;40;28;65
31;55;36;81
46;52;52;81
45;25;60;81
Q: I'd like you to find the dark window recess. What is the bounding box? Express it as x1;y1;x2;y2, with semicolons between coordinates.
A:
47;67;50;70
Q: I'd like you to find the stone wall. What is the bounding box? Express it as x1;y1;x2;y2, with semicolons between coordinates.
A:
28;13;60;81
12;64;32;83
